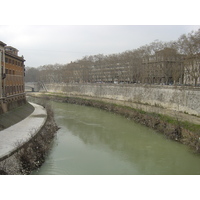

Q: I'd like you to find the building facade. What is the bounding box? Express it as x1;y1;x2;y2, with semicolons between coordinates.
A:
183;54;200;86
142;48;184;85
0;41;26;113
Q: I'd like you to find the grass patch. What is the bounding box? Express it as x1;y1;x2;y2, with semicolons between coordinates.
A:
150;113;200;134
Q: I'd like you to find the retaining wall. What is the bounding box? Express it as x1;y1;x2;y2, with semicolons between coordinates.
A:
45;83;200;117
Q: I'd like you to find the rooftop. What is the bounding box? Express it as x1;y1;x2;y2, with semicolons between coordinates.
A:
0;41;6;47
5;46;19;51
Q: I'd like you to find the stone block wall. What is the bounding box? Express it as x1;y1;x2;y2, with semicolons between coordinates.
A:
45;83;200;116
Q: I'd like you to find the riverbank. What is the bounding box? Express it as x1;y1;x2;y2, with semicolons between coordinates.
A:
0;102;59;175
45;83;200;117
28;92;200;154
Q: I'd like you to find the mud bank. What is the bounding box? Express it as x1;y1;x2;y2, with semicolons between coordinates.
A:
0;104;59;175
29;93;200;154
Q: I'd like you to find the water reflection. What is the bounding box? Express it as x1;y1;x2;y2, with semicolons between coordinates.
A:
31;98;200;175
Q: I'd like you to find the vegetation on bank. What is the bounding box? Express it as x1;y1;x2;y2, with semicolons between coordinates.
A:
0;103;59;175
29;93;200;154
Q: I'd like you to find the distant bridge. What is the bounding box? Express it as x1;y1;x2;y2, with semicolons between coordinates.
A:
25;82;47;92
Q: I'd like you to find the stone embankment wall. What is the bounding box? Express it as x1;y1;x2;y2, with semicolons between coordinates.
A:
45;83;200;117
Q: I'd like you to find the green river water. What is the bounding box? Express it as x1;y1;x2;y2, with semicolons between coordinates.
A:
32;100;200;175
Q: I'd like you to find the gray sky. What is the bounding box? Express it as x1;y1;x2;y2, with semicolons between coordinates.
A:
1;1;199;68
1;25;200;68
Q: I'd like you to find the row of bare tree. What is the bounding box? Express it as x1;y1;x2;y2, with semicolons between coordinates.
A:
25;29;200;86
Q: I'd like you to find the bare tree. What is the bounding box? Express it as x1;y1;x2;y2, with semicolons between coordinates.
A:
178;29;200;86
31;28;200;87
25;67;39;82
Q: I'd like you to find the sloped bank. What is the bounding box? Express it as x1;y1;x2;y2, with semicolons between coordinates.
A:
0;103;59;175
29;93;200;154
46;83;200;117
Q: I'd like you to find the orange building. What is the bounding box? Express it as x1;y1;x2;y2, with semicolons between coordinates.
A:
0;41;26;113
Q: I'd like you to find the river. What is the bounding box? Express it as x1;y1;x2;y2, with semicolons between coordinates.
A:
31;100;200;175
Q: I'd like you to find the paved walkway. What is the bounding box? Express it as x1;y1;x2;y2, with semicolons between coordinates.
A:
0;102;47;161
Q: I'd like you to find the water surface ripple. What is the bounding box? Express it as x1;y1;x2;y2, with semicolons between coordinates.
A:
32;101;200;175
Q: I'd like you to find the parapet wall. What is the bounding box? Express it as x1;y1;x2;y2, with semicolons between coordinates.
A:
45;83;200;116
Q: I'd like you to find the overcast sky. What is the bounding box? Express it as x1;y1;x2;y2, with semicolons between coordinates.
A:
1;25;200;68
1;1;200;68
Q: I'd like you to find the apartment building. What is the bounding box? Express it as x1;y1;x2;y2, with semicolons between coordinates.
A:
0;41;26;113
183;54;200;86
142;48;184;85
